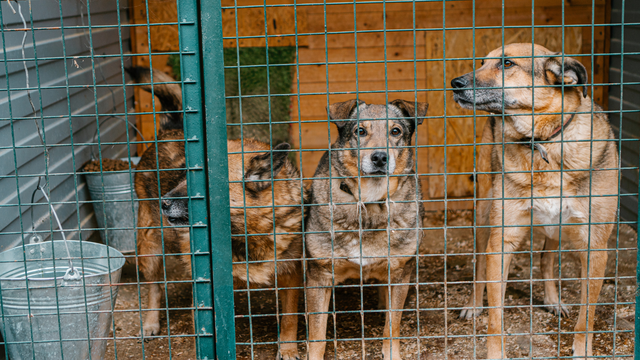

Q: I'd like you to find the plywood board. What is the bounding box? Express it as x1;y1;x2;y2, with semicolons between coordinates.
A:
297;46;426;64
301;0;605;14
130;0;179;52
294;1;610;208
294;79;427;95
306;31;427;49
291;92;427;120
221;5;309;48
424;27;583;200
127;0;611;210
296;61;426;84
131;0;308;50
306;6;599;32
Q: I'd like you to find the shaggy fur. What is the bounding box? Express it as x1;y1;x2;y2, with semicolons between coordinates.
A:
305;99;427;360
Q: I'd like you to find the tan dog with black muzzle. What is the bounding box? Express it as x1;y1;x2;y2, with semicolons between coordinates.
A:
451;44;618;359
130;67;305;360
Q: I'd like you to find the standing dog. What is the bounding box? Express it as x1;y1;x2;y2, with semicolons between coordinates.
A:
130;68;305;359
305;99;427;360
451;44;618;359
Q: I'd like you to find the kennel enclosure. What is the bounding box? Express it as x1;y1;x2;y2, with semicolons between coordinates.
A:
0;0;638;359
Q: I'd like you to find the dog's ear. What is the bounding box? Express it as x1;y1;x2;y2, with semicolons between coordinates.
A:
327;99;364;129
545;55;588;98
243;143;290;193
390;99;429;125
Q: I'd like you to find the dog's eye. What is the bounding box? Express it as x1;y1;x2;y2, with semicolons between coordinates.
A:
357;127;367;136
390;128;402;136
503;59;514;69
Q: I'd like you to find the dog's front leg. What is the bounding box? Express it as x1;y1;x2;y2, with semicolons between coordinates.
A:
306;273;332;360
276;265;302;360
572;229;608;360
541;237;570;317
143;281;163;336
136;209;165;338
138;241;164;337
381;265;412;360
460;198;491;320
486;217;527;359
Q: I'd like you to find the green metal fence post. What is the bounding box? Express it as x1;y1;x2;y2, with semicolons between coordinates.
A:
178;0;216;358
199;1;236;359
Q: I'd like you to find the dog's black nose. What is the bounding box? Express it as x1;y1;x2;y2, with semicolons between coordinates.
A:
451;76;468;89
161;199;171;211
371;151;388;167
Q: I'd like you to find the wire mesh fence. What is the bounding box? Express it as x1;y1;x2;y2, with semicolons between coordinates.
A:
0;0;637;359
0;0;213;358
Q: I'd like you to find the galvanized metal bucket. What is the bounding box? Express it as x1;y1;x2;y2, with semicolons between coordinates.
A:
0;240;125;360
85;158;139;253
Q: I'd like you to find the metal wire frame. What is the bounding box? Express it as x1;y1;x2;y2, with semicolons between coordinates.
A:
0;0;215;358
205;0;639;359
0;0;635;359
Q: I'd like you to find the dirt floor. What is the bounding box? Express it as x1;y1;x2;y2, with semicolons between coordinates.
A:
104;257;196;360
106;210;637;359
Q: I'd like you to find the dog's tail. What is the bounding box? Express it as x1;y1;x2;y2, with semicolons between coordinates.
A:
126;66;183;131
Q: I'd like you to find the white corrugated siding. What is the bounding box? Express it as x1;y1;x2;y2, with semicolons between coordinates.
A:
0;0;134;250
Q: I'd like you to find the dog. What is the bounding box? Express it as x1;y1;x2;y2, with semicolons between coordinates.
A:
451;43;618;359
305;99;427;360
129;67;305;360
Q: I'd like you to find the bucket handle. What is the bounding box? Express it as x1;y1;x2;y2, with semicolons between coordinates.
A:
38;186;78;280
64;267;82;281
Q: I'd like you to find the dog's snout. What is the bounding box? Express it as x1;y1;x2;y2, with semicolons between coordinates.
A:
371;151;388;167
161;197;189;226
451;76;468;89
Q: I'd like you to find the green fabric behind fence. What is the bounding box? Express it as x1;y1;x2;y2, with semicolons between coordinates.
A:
172;47;295;146
223;47;294;146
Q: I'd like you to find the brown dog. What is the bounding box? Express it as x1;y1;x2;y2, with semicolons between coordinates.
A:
305;99;426;360
451;44;618;359
130;68;305;359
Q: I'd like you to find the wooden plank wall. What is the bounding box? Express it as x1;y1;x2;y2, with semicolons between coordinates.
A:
291;0;610;210
129;0;610;209
291;0;429;183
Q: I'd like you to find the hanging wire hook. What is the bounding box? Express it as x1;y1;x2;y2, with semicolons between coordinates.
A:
28;176;42;241
5;0;16;14
15;0;41;134
7;0;51;237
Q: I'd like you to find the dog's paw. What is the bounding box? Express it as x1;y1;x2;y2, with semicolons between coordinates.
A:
140;322;161;339
382;348;403;360
571;343;590;360
459;307;483;320
544;302;570;318
276;347;300;360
